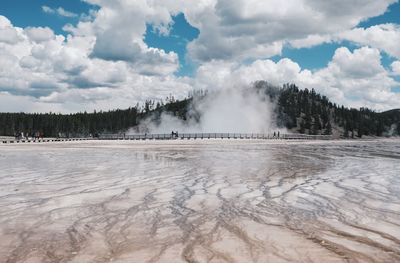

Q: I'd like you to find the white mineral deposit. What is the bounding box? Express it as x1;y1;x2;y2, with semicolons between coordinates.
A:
0;139;399;262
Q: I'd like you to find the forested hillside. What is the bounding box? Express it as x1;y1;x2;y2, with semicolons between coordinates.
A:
261;82;400;138
0;98;191;137
0;82;399;138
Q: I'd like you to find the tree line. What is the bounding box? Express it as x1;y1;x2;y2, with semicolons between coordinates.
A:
257;82;400;137
0;83;399;138
0;97;191;137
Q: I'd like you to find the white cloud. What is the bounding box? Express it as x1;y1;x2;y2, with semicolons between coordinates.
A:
192;46;400;111
57;8;79;18
308;47;399;109
289;34;332;49
328;47;385;79
339;24;400;59
1;0;400;113
27;73;194;113
42;6;78;18
42;6;54;14
76;0;397;63
85;0;176;67
0;16;22;44
183;0;396;62
391;61;400;75
0;11;183;104
25;27;55;43
0;27;21;44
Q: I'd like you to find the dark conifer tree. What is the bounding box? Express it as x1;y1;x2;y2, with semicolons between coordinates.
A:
299;119;306;134
324;120;332;135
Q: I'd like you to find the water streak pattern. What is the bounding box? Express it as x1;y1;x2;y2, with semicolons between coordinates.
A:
0;140;399;262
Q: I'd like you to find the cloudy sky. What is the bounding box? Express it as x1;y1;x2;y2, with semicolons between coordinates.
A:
0;0;399;113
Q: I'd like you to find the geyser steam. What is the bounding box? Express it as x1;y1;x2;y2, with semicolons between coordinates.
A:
135;84;278;134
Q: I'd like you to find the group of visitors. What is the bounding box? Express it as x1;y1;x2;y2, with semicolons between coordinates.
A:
14;131;44;140
273;131;280;138
171;131;179;138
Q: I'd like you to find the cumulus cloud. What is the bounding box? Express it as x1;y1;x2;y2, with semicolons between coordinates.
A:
0;10;184;108
86;3;179;77
192;46;400;111
328;47;385;79
25;27;55;43
391;61;400;75
183;0;396;62
339;24;400;59
0;16;22;44
0;0;400;113
309;47;399;109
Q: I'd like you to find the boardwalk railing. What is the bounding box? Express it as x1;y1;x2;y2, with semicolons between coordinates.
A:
2;138;92;144
99;133;332;141
2;133;333;144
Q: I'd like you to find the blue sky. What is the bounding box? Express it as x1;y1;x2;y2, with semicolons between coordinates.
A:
279;3;400;73
145;13;199;76
0;0;399;112
0;0;92;34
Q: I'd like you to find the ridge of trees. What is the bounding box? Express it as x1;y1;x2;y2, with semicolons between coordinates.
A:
0;96;191;137
256;81;400;137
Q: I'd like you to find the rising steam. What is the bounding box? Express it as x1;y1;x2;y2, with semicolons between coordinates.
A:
131;83;280;134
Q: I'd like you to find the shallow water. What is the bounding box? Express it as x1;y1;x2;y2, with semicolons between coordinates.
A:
0;139;399;263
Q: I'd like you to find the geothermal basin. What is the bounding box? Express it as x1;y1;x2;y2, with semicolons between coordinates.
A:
0;139;399;262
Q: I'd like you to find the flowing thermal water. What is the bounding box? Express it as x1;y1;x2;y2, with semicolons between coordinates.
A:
0;139;399;263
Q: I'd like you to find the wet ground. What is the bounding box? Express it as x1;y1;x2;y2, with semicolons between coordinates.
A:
0;139;399;263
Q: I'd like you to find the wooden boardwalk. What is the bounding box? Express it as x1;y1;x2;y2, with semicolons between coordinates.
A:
2;138;92;144
99;133;332;140
2;133;332;144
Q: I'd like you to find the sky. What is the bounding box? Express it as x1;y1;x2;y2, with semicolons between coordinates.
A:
0;0;400;113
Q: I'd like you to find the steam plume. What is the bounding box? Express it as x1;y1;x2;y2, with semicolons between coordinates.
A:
132;84;281;134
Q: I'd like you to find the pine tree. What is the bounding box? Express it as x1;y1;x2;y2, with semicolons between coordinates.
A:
376;119;384;136
304;109;312;130
324;121;332;135
310;114;320;135
299;119;306;134
357;121;363;138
